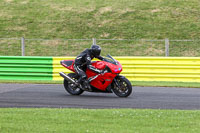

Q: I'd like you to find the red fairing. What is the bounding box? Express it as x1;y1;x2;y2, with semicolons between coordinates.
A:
92;61;106;70
89;72;117;91
86;61;122;91
106;61;122;74
61;60;75;72
61;58;123;91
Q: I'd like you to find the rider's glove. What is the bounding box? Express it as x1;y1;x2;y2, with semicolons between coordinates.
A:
100;70;104;74
100;69;108;74
103;69;108;73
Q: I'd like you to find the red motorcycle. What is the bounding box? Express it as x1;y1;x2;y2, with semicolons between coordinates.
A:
59;55;132;97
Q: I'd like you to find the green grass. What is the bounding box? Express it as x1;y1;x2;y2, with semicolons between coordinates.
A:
1;80;200;88
0;0;200;56
132;81;200;88
0;0;199;39
0;108;199;133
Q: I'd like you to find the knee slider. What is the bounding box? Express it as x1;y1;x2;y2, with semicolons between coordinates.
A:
81;75;87;79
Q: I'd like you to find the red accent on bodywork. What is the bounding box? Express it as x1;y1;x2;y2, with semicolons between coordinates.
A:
61;60;75;72
61;59;123;91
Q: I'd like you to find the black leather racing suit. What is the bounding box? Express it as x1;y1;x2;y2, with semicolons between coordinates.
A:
74;48;104;84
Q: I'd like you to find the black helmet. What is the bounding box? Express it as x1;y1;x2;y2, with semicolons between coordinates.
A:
90;45;101;57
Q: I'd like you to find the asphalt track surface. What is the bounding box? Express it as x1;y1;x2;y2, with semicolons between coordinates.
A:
0;84;200;109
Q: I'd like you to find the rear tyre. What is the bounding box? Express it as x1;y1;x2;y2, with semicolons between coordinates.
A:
112;76;132;97
63;73;84;95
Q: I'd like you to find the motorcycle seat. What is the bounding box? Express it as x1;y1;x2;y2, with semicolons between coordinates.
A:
60;60;74;67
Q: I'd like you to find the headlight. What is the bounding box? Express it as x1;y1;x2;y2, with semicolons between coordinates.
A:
114;68;121;72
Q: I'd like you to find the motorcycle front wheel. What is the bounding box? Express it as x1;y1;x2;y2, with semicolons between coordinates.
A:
112;76;132;97
63;73;84;95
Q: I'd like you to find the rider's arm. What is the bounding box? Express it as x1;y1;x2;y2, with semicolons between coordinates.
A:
96;55;104;61
85;55;102;73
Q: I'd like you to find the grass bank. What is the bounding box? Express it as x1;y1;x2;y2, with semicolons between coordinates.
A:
0;0;199;56
0;0;199;39
0;108;199;133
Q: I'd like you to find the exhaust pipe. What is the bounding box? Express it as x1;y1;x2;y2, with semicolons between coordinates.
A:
59;72;78;85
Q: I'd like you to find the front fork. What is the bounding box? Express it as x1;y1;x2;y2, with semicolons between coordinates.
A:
113;78;120;88
111;76;123;92
112;75;126;90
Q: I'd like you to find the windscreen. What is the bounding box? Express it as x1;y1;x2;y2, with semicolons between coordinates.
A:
103;54;118;65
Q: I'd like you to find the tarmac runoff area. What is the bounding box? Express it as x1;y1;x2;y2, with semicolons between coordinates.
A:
0;84;200;109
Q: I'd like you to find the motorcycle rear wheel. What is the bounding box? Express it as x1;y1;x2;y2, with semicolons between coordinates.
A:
63;73;84;95
112;76;132;97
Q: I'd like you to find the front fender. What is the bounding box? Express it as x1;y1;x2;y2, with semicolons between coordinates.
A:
112;75;124;87
112;75;131;88
115;75;126;80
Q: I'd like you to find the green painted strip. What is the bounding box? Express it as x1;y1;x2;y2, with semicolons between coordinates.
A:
0;76;52;80
0;60;52;64
0;68;52;73
0;56;52;59
0;56;53;80
0;64;51;68
0;72;52;76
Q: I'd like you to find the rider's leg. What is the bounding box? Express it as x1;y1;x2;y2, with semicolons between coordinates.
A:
74;65;86;82
74;65;91;91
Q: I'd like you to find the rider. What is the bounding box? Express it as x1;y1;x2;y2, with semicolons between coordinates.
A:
74;44;104;90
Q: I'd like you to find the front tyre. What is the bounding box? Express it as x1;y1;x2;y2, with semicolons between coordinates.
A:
112;76;132;97
63;73;84;95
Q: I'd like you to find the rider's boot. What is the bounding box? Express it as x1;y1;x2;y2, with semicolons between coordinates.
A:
75;75;92;91
82;80;92;91
76;79;92;91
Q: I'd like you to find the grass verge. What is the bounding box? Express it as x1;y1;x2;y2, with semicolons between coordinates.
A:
131;81;200;88
0;108;199;133
0;0;199;39
1;80;200;88
0;0;200;56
